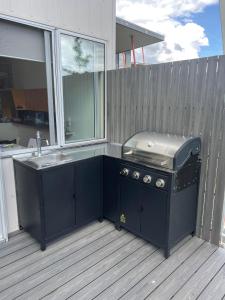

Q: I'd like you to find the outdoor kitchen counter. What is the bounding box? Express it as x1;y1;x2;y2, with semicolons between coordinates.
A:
13;143;123;170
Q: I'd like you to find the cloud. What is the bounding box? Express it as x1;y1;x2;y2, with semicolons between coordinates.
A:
116;0;218;63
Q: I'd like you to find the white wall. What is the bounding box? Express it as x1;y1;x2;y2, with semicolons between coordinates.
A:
0;0;116;70
2;158;18;233
0;0;116;233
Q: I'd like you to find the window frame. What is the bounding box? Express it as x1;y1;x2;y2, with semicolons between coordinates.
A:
56;29;107;148
0;14;61;157
0;16;108;157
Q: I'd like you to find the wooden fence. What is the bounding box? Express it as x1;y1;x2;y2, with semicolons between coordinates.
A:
107;55;225;246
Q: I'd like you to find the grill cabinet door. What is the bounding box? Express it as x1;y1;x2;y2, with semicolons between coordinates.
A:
119;178;141;233
140;187;167;247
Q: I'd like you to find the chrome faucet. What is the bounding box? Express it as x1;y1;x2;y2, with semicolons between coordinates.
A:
36;131;49;157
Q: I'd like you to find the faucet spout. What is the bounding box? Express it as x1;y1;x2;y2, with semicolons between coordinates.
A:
36;131;42;157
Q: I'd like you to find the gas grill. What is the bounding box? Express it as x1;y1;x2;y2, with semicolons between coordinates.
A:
118;131;201;258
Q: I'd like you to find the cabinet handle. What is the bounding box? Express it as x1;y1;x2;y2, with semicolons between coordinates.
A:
73;194;76;199
140;205;144;213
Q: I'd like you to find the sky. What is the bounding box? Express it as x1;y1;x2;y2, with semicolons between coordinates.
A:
116;0;223;64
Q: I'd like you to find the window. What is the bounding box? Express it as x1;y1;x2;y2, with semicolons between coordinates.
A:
0;19;56;151
60;34;105;143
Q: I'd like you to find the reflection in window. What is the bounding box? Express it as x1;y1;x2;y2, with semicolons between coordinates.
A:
0;20;56;152
61;35;105;143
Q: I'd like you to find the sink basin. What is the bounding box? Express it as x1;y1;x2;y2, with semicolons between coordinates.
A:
25;153;73;169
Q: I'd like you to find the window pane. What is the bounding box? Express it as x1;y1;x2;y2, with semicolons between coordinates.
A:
0;22;56;152
61;34;105;143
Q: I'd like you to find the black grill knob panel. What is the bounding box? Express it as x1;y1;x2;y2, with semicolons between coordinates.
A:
132;171;140;180
120;168;129;176
143;175;152;184
156;178;166;188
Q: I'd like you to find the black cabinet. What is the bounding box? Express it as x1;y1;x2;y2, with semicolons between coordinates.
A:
103;156;119;223
14;157;103;250
75;157;103;226
42;165;75;240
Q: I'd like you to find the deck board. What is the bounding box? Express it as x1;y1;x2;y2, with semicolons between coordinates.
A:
0;221;224;300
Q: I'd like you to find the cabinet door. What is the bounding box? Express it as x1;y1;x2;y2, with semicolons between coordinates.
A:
119;178;141;233
140;187;167;246
75;157;102;225
103;156;119;222
42;165;75;240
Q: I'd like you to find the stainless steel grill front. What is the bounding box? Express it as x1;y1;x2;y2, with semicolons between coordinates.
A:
122;131;201;171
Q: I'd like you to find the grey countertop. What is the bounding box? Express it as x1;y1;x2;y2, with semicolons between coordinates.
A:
13;143;123;170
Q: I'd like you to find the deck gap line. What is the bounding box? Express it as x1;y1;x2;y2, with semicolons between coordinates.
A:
118;238;203;300
91;247;160;300
39;236;138;300
0;241;37;260
0;222;111;265
169;247;218;300
0;228;123;292
12;233;134;299
66;243;150;300
0;223;114;276
195;261;225;300
0;249;40;271
143;241;207;300
0;234;30;249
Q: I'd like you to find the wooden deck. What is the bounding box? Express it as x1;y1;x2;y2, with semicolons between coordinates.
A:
0;220;225;300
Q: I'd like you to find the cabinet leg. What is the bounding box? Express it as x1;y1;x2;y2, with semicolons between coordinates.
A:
115;224;121;231
98;217;104;223
41;244;46;251
164;248;170;259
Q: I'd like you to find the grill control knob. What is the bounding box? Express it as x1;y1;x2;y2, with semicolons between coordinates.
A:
143;175;152;184
156;178;166;188
120;168;129;176
132;171;140;180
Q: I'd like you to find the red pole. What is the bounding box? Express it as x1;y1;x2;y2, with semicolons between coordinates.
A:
131;35;136;66
142;47;145;64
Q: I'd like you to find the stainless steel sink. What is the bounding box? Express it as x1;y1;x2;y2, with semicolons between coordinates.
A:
20;147;104;169
25;153;73;169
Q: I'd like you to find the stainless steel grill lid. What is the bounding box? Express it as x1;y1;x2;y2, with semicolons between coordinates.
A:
122;131;201;170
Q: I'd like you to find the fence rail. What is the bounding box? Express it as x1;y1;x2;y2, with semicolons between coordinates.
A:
107;55;225;245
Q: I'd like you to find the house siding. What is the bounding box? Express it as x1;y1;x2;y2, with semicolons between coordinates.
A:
0;0;116;70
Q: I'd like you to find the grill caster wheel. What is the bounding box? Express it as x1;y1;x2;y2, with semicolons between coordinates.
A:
191;231;195;237
98;217;104;223
19;225;23;230
115;225;121;231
